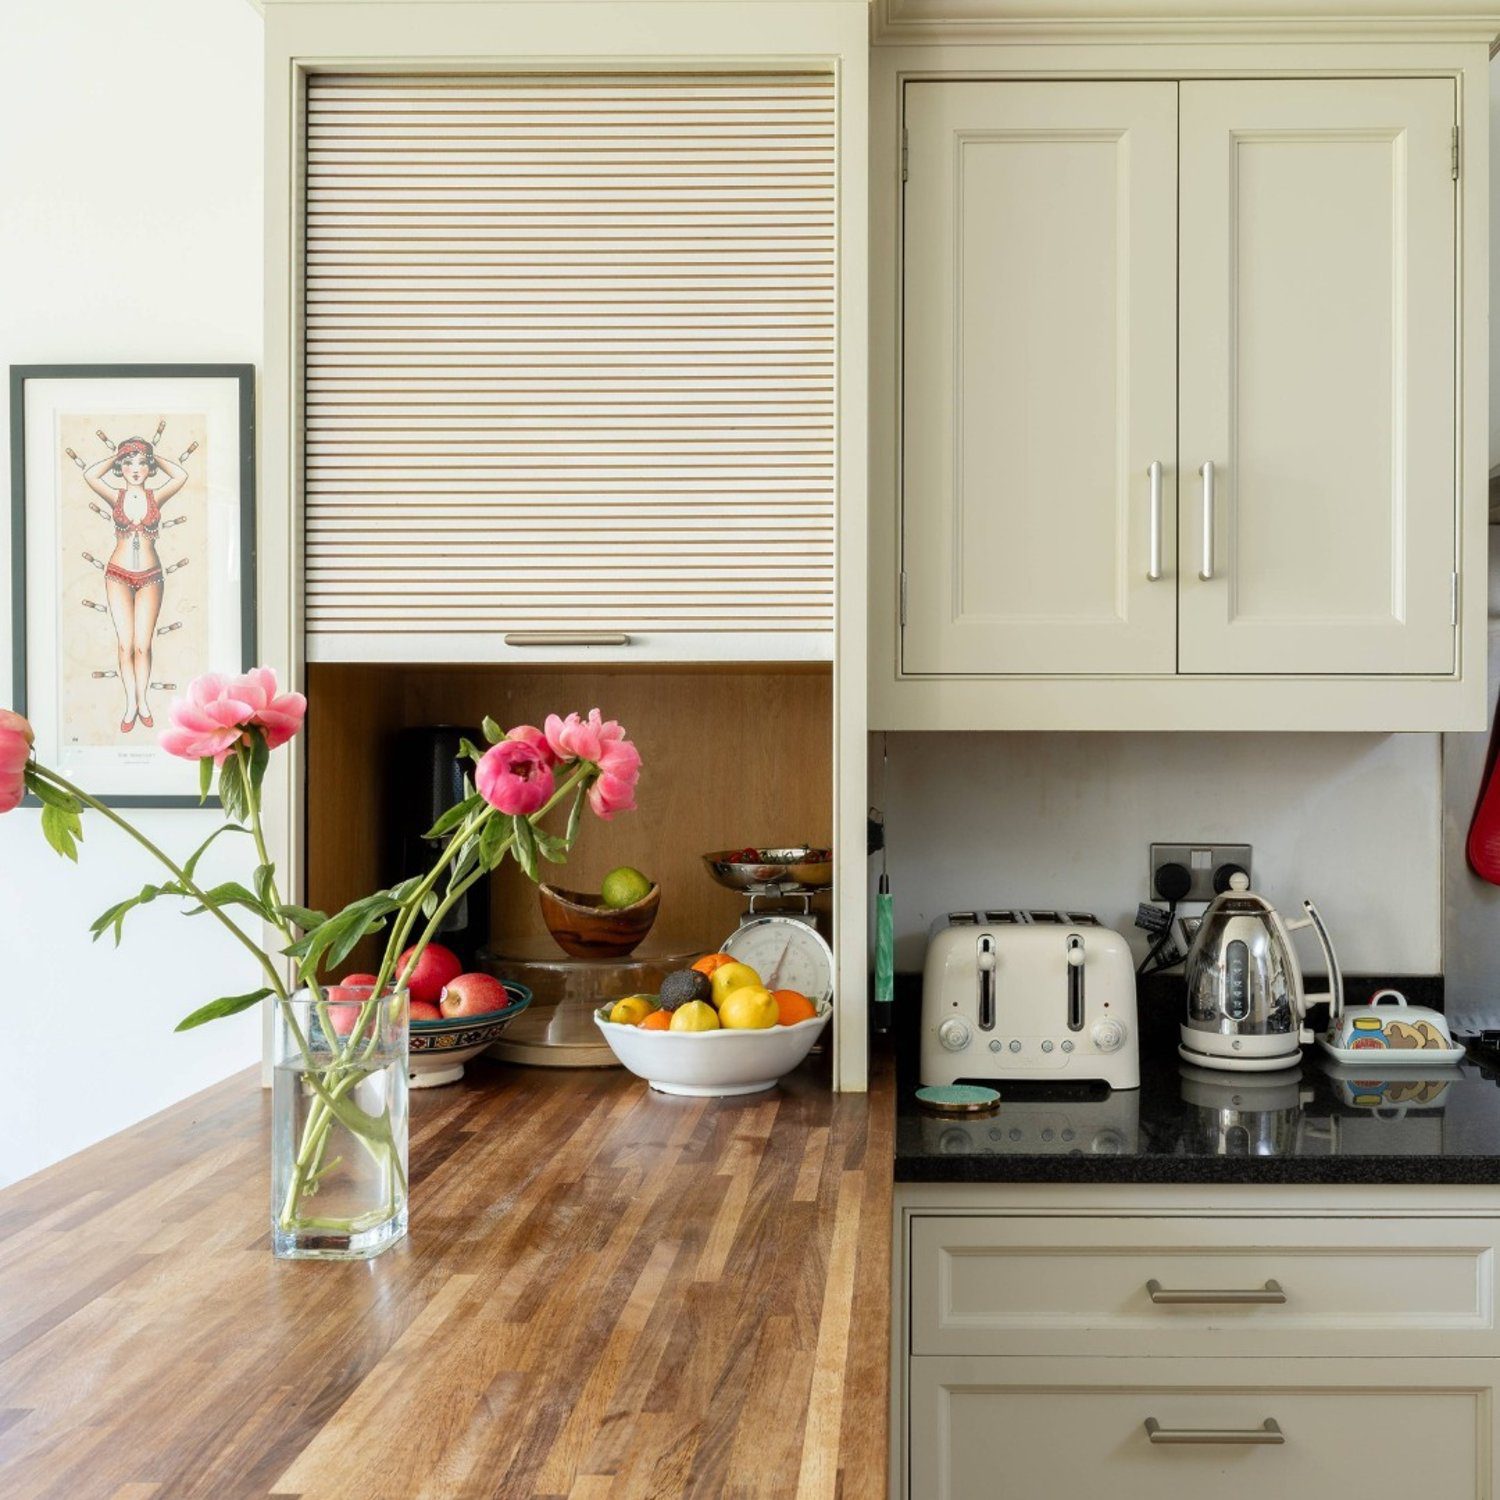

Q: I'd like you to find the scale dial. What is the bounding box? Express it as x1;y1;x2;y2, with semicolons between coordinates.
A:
722;916;834;1006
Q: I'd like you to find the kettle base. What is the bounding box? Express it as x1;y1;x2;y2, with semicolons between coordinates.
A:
1177;1041;1304;1073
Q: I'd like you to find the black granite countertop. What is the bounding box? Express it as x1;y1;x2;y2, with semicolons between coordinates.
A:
893;975;1500;1185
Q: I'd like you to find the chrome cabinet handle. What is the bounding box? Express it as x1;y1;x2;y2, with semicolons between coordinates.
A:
1198;461;1215;581
1146;1278;1285;1305
1145;1418;1283;1446
503;632;631;647
1146;461;1163;581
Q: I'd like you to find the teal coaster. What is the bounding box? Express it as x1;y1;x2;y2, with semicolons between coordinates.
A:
916;1084;1000;1114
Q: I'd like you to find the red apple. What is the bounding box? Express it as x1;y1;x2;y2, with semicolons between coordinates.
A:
439;971;510;1020
342;972;380;989
409;999;443;1023
323;983;366;1037
396;943;462;1005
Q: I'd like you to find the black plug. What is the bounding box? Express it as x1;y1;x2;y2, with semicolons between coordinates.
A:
1154;861;1192;903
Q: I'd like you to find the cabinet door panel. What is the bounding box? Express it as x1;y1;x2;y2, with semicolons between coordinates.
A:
1178;79;1457;676
902;82;1178;676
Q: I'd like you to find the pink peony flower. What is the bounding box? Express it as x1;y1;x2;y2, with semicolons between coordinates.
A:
0;709;34;814
159;668;307;766
587;771;638;822
505;724;556;765
476;738;555;817
543;709;604;763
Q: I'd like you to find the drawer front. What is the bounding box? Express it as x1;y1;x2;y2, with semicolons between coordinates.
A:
909;1357;1493;1500
910;1214;1499;1357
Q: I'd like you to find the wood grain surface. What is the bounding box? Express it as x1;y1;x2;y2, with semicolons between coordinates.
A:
0;1050;891;1500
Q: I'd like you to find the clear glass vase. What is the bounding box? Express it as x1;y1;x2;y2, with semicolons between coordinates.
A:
271;986;409;1260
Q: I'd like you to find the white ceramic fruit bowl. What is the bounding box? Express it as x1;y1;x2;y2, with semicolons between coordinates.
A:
593;999;831;1096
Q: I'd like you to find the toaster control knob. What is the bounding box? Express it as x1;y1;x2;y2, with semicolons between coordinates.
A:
938;1018;971;1052
1091;1018;1125;1053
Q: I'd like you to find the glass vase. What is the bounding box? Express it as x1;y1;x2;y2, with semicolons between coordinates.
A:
271;986;409;1260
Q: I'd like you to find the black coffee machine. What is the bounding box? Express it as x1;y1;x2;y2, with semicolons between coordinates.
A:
383;725;490;964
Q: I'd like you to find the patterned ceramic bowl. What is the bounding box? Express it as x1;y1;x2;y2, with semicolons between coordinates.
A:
409;982;532;1088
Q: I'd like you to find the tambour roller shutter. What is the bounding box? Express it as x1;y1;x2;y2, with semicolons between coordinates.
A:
302;71;837;661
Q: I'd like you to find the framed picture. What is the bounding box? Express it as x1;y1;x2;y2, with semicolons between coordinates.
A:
10;364;256;806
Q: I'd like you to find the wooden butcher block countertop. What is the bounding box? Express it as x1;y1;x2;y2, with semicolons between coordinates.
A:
0;1049;893;1500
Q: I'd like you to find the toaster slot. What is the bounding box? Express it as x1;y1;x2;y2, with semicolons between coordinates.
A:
1066;934;1086;1032
978;934;996;1031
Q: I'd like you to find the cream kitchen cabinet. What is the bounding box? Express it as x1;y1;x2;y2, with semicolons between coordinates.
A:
893;1185;1500;1500
881;61;1486;731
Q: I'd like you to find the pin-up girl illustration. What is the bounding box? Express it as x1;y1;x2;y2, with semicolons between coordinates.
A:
73;436;189;732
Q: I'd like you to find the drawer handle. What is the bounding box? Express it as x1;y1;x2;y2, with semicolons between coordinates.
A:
1146;1418;1284;1446
503;631;631;647
1146;1278;1285;1305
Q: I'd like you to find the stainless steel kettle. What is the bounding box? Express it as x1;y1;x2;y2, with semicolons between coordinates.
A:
1180;873;1344;1072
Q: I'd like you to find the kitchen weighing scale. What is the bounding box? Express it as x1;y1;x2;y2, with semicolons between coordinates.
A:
702;845;835;1004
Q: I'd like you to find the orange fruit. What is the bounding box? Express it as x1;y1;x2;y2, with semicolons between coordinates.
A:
692;953;735;978
773;989;817;1026
638;1010;672;1030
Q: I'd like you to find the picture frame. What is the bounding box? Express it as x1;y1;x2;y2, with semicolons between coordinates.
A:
9;364;256;806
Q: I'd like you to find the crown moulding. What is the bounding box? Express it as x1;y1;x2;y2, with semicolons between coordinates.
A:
873;0;1500;43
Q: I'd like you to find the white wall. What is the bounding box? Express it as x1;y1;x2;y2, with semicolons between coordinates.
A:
879;731;1443;976
0;0;265;1185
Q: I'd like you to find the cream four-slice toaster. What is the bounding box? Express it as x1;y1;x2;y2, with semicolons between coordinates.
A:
921;910;1140;1090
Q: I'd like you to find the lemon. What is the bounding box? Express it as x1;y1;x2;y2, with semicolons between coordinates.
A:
609;994;657;1026
717;986;779;1030
709;961;761;1009
600;866;652;910
669;1000;720;1032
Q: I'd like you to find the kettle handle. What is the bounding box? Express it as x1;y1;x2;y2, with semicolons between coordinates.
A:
1286;899;1344;1027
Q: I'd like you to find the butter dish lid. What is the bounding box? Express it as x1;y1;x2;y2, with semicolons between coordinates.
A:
1325;989;1454;1052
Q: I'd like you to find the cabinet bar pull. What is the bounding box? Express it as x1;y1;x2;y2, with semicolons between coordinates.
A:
503;632;631;648
1146;1278;1285;1305
1145;1418;1283;1446
1146;461;1164;581
1198;461;1215;581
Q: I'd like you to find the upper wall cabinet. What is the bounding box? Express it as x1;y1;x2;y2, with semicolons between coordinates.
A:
301;71;838;664
883;67;1485;731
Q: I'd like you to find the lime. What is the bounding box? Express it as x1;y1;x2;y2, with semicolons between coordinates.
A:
600;866;652;910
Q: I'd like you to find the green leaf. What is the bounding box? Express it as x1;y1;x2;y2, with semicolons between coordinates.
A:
457;738;484;764
90;880;183;945
180;880;273;922
286;890;402;980
247;728;271;795
28;776;77;811
478;811;513;870
512;816;539;882
198;755;213;803
253;862;276;913
534;829;568;864
481;716;504;744
39;802;82;862
174;986;272;1032
218;756;249;823
181;821;249;886
423;791;482;841
277;903;327;933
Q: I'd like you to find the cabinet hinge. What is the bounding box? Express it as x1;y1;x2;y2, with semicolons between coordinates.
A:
900;570;908;627
1453;125;1460;181
901;127;909;184
1452;571;1460;626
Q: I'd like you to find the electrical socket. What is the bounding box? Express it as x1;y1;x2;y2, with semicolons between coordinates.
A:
1150;842;1253;902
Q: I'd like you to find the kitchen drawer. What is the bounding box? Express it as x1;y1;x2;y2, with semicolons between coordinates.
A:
908;1356;1495;1500
909;1214;1500;1358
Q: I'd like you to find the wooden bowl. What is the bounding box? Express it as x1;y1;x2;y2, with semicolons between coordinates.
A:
538;882;660;959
